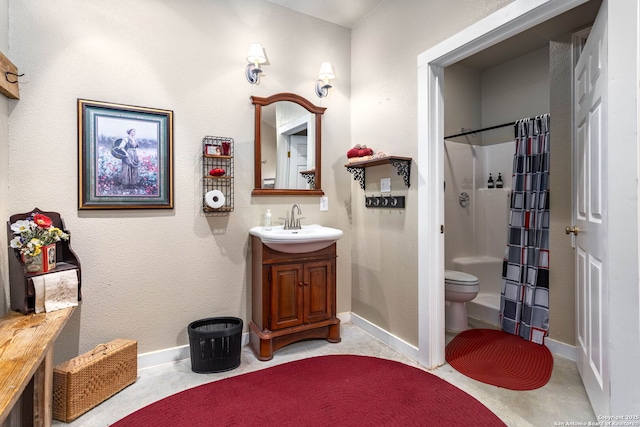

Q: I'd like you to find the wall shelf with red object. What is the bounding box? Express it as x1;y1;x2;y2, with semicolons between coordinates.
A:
202;136;234;214
345;156;412;190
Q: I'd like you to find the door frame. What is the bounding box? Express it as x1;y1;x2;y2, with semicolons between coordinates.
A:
416;0;594;369
417;0;640;412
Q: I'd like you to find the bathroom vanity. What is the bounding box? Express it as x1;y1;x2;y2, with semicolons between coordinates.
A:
249;236;341;360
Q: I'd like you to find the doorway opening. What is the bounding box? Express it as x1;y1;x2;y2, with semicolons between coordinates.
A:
416;0;599;369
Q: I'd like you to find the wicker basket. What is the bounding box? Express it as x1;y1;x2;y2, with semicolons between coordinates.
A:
53;339;137;422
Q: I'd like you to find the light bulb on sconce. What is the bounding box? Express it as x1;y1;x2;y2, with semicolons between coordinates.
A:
246;42;267;84
315;62;335;98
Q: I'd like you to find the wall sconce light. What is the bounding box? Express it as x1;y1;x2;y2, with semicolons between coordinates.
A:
315;62;335;98
246;42;267;84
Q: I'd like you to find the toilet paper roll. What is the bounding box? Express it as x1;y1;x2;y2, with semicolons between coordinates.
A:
205;190;226;209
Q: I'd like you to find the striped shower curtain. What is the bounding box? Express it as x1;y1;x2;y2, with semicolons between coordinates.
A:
500;115;550;345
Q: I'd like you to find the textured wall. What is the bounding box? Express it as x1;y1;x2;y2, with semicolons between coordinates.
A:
350;0;512;346
444;64;482;144
7;0;352;365
548;37;575;346
480;47;550;145
1;0;9;315
5;0;583;364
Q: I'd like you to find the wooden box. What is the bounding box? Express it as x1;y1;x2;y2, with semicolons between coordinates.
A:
53;339;137;422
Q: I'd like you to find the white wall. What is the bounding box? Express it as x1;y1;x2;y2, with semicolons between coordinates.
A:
549;35;576;346
443;63;482;144
2;0;582;364
481;46;550;144
7;0;352;365
0;0;9;315
606;0;640;413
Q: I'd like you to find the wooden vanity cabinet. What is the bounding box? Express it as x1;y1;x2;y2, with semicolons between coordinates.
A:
250;236;341;360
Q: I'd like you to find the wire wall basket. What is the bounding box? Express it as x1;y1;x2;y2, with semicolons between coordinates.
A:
202;136;234;214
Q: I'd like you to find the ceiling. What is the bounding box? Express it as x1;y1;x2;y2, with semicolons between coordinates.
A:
265;0;385;28
267;0;601;71
459;0;601;70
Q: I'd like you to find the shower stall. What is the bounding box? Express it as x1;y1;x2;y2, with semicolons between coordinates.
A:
444;138;513;326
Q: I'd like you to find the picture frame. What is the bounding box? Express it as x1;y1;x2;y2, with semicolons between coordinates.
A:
204;143;222;156
204;140;231;156
78;99;174;209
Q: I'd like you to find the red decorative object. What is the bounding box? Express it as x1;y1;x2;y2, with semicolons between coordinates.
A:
346;147;359;158
208;168;225;176
33;213;53;228
22;243;56;273
346;146;374;158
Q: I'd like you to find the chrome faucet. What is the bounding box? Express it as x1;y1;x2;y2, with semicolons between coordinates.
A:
281;204;303;230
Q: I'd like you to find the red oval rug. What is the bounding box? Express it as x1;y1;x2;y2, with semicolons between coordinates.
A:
113;355;505;426
446;328;553;390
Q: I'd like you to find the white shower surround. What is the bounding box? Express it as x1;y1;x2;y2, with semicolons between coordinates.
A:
444;140;512;326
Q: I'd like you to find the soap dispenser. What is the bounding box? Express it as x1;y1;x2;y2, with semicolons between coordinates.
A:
496;173;503;188
264;209;272;230
487;173;495;189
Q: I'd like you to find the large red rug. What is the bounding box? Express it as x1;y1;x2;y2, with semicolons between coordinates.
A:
446;328;553;390
113;355;505;426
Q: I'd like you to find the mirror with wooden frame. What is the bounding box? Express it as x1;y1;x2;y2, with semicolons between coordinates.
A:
252;93;326;196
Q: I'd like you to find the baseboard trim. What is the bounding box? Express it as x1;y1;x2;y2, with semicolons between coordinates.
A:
545;336;576;361
138;333;251;371
349;313;420;361
137;313;575;370
138;314;353;370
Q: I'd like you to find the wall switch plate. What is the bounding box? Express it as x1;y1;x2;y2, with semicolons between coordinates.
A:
381;178;391;193
320;196;329;211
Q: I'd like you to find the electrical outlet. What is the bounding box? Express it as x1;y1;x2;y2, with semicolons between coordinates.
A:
381;178;391;193
320;196;329;211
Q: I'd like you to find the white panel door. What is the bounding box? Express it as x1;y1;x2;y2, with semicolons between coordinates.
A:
287;135;308;189
573;1;609;416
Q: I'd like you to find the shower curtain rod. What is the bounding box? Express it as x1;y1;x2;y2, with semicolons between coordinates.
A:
444;121;514;139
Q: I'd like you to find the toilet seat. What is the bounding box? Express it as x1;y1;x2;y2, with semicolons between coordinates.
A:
445;270;479;292
445;270;479;284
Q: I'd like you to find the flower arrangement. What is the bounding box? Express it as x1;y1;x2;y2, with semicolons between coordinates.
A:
9;213;69;257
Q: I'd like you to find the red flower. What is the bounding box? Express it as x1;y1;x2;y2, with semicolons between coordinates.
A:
33;213;53;228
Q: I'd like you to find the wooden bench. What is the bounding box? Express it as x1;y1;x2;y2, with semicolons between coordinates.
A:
0;307;75;427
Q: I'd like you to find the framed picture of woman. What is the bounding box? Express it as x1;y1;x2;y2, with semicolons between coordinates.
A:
78;99;174;209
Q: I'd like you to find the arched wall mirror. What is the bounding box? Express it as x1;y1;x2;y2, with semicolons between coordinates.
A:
252;93;326;196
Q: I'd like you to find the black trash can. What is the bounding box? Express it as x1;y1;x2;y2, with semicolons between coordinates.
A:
187;317;243;373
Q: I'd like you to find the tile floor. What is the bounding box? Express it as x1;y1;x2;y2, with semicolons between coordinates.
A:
54;322;596;427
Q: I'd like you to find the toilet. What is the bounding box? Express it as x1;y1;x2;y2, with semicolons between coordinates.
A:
444;270;479;332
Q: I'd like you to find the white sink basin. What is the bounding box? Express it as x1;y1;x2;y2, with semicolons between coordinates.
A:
250;224;343;253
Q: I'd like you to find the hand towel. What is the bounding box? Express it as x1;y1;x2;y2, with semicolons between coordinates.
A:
346;147;360;158
347;155;372;163
32;275;46;313
43;270;79;312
